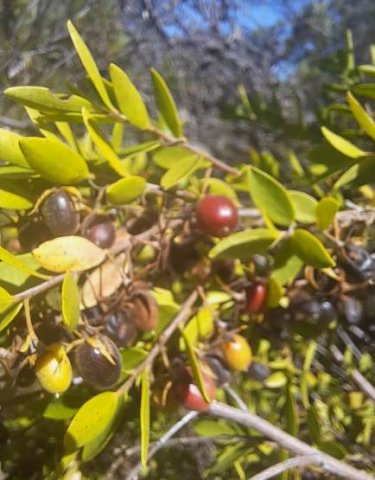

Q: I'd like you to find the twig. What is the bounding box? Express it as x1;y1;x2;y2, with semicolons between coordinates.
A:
224;385;248;412
208;401;374;480
249;454;322;480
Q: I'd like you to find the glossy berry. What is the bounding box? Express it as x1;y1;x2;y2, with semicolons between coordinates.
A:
206;355;231;386
221;334;252;371
340;244;374;281
104;310;138;347
196;195;238;237
84;215;116;249
251;254;273;277
35;344;72;394
40;189;79;237
171;370;216;411
245;281;267;314
291;295;336;325
74;335;122;389
248;361;270;381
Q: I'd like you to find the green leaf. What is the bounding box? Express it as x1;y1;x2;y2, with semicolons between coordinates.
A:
82;108;127;176
247;167;295;226
181;329;211;403
62;272;80;331
352;83;375;100
110;64;150;129
4;86;92;112
106;176;146;205
0;302;23;333
180;307;214;349
140;369;150;467
121;348;148;373
0;180;34;210
67;21;114;111
0;253;41;288
264;372;287;389
316;197;339;230
64;391;120;452
0;246;48;280
271;237;304;286
19;137;90;184
0;286;14;310
43;394;82;420
266;277;284;308
0;129;29;168
209;228;278;260
321;126;366;159
200;178;240;205
319;441;347;459
292;229;335;268
161;155;201;190
347;92;375;141
193;419;238;437
289;191;318;224
284;386;298;436
153;146;196;169
150;68;183;137
303;341;317;372
333;156;375;189
82;430;115;462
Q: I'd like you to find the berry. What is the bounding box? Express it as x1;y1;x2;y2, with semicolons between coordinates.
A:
83;215;116;249
340;244;374;281
245;281;267;314
40;189;79;237
171;370;216;411
35;344;72;394
248;361;270;381
104;310;138;347
221;334;252;371
206;355;231;385
291;296;336;325
74;335;122;389
196;195;238;237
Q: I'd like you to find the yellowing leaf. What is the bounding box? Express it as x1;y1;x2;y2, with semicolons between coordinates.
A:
140;369;150;467
347;92;375;142
292;229;335;268
33;236;106;273
67;21;114;111
110;63;150;129
106;176;146;205
62;272;80;331
321;126;366;159
19;137;90;184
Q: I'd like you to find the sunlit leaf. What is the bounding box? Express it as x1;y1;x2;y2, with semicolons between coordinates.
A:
106;176;146;205
0;180;34;210
140;369;150;467
292;229;335;268
333;156;375;189
289;191;317;224
271;237;304;286
321;126;366;159
0;302;23;333
347;92;375;141
153;146;195;169
266;277;284;308
62;272;80;331
180;307;214;349
161;155;202;190
0;129;29;168
0;246;48;280
316;197;339;230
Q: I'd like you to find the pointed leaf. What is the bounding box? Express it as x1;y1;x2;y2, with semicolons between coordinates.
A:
0;180;34;210
289;191;318;224
62;272;80;331
0;246;48;280
0;287;14;309
209;228;278;260
333;156;375;189
161;155;201;190
19;137;90;184
284;386;298;436
151;68;183;137
64;392;120;452
106;176;146;205
0;129;29;167
266;277;284;308
347;92;375;141
316;197;339;230
67;21;114;111
0;302;23;333
271;237;303;286
153;146;195;169
33;236;106;273
292;229;335;268
140;369;150;467
321;126;366;159
247;167;295;226
110;63;150;129
180;307;214;349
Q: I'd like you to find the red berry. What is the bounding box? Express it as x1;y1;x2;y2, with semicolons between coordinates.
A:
196;195;238;237
246;282;267;314
84;215;116;249
171;371;216;411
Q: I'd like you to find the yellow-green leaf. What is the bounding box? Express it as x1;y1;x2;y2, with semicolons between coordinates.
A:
316;197;339;230
67;21;114;111
284;386;298;436
153;146;195;169
266;277;284;308
33;236;106;273
289;191;317;224
110;63;150;129
292;229;335;268
247;167;295;226
200;178;240;205
0;302;23;333
0;129;29;168
347;92;375;141
82;108;127;176
140;369;150;467
64;391;120;452
181;329;211;403
180;307;214;349
0;246;49;280
161;155;201;190
62;272;80;331
209;228;279;260
0;180;34;210
271;237;303;286
333;155;375;189
321;126;366;159
151;68;183;137
106;176;146;205
19;137;90;184
0;287;14;309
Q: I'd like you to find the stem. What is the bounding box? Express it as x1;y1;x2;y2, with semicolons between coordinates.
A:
249;455;322;480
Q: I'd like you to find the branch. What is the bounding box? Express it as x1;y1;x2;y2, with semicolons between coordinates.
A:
249;455;322;480
209;402;374;480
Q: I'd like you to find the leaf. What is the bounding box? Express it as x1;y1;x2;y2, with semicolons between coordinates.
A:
284;386;298;436
0;246;48;280
321;126;366;159
193;419;238;437
292;229;335;268
106;176;146;205
289;191;317;224
303;341;317;371
181;329;211;403
271;237;304;286
319;441;347;459
62;272;80;331
67;21;114;111
43;394;82;420
266;277;284;308
19;137;90;184
0;129;29;168
0;180;34;210
201;178;240;205
352;83;375;100
33;236;106;273
180;307;214;349
247;167;295;226
110;64;150;129
333;156;375;189
64;391;120;452
0;287;14;310
153;146;196;169
316;197;339;230
0;302;23;333
4;86;92;112
347;92;375;141
82;430;115;462
264;371;287;389
121;348;148;373
161;155;201;190
150;68;183;137
140;369;150;467
209;228;279;260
